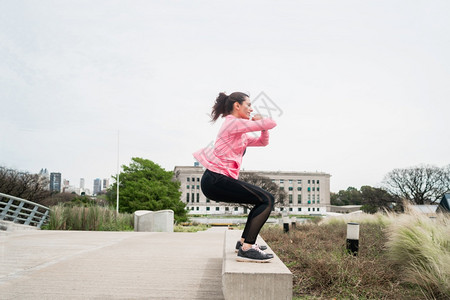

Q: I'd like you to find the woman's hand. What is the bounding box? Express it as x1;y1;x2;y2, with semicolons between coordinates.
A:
251;114;263;121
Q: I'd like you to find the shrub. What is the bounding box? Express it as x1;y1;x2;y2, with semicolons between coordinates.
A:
386;210;450;299
43;204;134;231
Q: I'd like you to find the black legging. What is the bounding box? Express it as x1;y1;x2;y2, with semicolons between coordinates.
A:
200;169;274;244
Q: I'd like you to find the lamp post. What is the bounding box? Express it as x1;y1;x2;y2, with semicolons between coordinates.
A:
116;130;120;214
346;222;360;256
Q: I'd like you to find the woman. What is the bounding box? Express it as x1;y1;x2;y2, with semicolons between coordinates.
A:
193;92;277;262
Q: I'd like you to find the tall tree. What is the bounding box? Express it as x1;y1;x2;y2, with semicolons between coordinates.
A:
360;185;401;213
383;164;447;204
330;187;362;206
107;158;187;222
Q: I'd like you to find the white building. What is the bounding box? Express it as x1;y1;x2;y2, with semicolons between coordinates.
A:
174;166;331;215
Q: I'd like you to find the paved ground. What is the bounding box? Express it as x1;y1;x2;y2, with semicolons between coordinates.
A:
0;228;227;299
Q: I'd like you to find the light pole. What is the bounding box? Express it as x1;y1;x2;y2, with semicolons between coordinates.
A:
116;130;120;214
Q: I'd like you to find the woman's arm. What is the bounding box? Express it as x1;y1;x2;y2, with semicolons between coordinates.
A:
225;115;277;135
247;129;270;146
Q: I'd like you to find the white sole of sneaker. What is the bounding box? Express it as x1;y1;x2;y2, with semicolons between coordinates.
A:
236;257;273;263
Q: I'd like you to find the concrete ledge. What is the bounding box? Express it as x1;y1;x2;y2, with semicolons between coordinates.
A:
0;220;39;231
222;230;292;300
134;210;174;232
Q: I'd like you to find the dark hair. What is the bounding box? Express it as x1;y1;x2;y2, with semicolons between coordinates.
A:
211;92;249;122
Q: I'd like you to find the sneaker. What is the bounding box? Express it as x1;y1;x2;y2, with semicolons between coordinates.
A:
235;240;267;253
236;244;273;263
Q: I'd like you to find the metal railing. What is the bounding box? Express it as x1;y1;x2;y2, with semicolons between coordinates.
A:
0;192;50;229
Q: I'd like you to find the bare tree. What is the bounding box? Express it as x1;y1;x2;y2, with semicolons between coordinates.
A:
441;164;450;193
0;167;51;204
217;171;287;210
382;165;448;205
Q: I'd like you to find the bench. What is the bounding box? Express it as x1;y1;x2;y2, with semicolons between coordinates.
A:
222;229;293;300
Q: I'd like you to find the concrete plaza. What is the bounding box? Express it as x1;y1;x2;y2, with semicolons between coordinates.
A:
0;228;226;299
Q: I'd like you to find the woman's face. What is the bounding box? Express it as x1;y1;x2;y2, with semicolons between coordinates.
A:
235;97;253;119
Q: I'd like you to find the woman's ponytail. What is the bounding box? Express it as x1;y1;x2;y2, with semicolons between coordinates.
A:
211;92;249;122
211;92;229;122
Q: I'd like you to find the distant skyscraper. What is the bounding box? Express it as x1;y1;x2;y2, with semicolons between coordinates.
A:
39;168;50;190
50;173;62;193
39;168;49;177
93;178;102;195
102;178;110;191
80;178;85;189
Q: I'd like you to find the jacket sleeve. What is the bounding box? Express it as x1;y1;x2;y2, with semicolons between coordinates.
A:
246;130;270;147
225;118;277;135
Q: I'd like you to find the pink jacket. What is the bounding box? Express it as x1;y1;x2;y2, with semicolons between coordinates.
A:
193;115;277;179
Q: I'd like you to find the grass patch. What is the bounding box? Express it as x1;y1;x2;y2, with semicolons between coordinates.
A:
43;204;134;231
174;224;210;232
261;210;449;299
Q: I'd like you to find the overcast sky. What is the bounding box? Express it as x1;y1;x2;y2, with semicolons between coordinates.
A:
1;0;449;193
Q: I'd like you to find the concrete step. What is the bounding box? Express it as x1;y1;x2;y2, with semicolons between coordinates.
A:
222;230;293;300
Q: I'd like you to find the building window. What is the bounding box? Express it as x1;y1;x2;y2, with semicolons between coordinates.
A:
186;193;190;202
216;207;220;211
298;207;301;212
196;207;199;211
280;179;284;184
289;207;293;211
312;180;315;184
206;207;210;211
288;187;293;191
191;207;194;210
196;193;199;202
308;208;311;212
307;187;311;192
187;185;190;189
297;179;302;184
192;177;195;182
317;187;320;191
187;178;190;182
225;207;229;211
289;194;293;204
312;187;315;191
206;198;210;203
317;200;320;204
308;180;310;184
197;185;200;189
289;179;293;184
317;180;320;184
297;187;302;191
234;207;238;211
197;178;200;182
297;194;301;204
308;200;311;204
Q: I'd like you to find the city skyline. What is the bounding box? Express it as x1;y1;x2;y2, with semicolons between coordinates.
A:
39;167;111;195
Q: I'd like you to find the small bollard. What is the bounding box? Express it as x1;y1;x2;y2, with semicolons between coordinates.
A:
346;222;360;256
291;217;296;229
283;216;290;233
